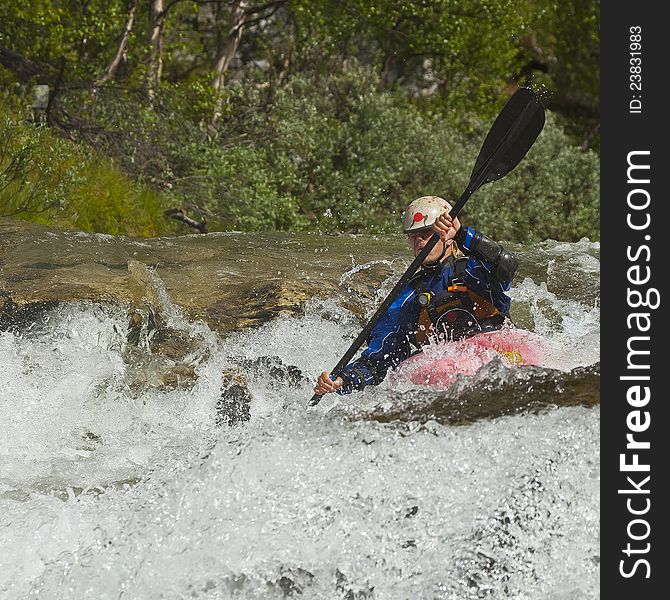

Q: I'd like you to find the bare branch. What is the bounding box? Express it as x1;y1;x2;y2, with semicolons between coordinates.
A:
165;207;208;233
147;0;166;99
238;3;285;30
96;0;139;85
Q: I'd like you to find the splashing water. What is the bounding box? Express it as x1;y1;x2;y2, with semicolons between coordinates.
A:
0;238;599;599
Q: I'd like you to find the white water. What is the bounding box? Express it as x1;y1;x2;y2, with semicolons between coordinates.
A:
1;241;600;599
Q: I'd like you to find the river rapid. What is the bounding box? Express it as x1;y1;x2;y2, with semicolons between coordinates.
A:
0;225;599;599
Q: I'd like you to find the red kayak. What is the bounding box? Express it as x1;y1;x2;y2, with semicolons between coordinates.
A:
392;328;548;388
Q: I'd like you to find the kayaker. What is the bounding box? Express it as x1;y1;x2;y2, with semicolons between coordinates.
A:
313;195;518;396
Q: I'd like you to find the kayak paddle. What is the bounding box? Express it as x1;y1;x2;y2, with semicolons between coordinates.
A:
309;87;545;407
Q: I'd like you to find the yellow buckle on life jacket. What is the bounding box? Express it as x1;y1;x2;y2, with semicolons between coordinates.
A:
417;292;431;307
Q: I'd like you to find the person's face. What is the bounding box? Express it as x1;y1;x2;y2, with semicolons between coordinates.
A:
408;229;447;264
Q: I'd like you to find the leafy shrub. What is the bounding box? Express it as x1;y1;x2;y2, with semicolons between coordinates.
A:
463;111;600;242
0;98;174;236
45;159;174;237
174;63;599;241
192;145;310;232
3;63;598;242
0;108;80;217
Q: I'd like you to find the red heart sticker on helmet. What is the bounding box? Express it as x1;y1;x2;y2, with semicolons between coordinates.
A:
413;212;424;222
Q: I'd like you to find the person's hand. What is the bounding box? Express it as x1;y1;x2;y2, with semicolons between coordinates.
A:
433;211;461;242
314;371;344;395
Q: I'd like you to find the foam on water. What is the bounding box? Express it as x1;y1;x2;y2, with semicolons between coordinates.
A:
0;241;600;599
3;370;599;599
0;305;220;496
508;277;599;372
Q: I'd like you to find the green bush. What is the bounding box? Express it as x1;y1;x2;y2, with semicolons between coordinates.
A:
173;63;599;241
0;98;174;236
2;63;599;242
0;109;80;217
193;145;310;232
463;112;600;242
46;159;174;237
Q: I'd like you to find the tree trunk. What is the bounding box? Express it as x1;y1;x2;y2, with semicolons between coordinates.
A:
212;0;249;93
97;0;139;86
379;51;398;91
211;0;249;126
147;0;165;99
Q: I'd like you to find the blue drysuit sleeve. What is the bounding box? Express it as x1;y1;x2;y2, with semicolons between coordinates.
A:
336;289;414;395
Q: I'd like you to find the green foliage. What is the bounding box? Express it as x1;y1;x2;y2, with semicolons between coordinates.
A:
0;104;80;216
190;144;309;231
0;98;173;236
47;159;174;237
0;0;599;241
0;0;128;79
169;64;598;241
461;112;600;242
514;0;600;150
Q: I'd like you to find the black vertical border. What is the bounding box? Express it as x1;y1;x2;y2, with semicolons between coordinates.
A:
601;3;667;596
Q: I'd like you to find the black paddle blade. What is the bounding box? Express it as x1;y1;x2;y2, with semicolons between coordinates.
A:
470;88;545;190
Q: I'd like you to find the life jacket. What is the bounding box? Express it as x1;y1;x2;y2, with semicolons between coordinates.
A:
414;256;506;347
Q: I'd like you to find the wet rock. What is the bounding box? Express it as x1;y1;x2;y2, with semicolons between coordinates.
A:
216;368;252;427
1;217;408;336
273;567;315;597
74;429;103;452
126;308;145;346
229;355;306;388
335;569;375;600
0;218;399;427
121;304;207;394
119;269;212;394
149;326;202;362
214;356;307;426
359;362;600;426
0;293;58;332
161;364;198;390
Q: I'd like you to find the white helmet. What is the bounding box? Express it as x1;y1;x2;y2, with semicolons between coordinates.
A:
402;196;453;234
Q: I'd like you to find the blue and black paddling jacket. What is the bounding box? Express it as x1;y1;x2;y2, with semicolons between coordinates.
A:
336;226;516;395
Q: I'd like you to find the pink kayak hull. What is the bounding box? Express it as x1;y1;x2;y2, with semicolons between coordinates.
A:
393;329;548;388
